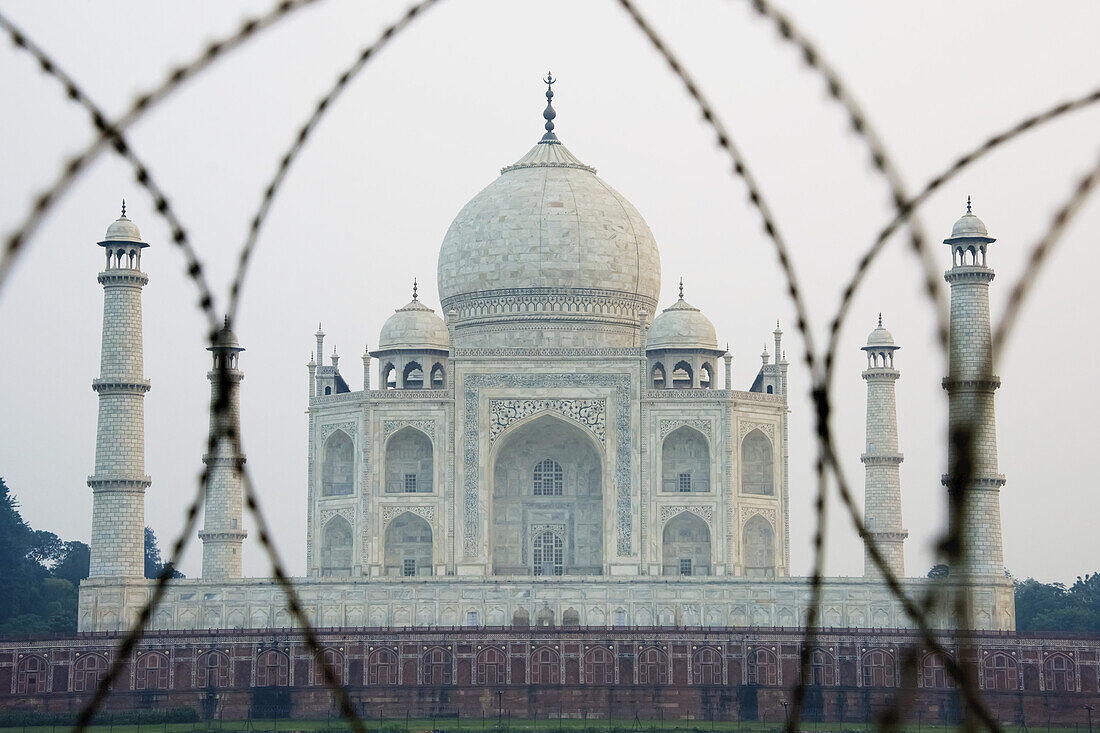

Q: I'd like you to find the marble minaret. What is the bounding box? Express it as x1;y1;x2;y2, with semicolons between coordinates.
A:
199;317;248;579
88;203;151;579
942;198;1006;578
861;315;907;578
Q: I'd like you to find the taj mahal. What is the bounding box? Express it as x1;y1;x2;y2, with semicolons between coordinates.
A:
76;80;1015;634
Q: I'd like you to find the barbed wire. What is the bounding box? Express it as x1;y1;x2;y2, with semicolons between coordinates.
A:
228;0;441;319
617;2;1003;729
1;1;1095;730
0;0;323;292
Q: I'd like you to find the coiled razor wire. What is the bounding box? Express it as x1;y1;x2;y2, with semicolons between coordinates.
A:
1;1;1098;731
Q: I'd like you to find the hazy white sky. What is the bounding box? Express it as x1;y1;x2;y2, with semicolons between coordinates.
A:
1;1;1097;584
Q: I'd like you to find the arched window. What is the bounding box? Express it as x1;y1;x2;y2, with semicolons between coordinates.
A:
314;649;344;686
638;647;668;685
861;649;895;687
921;652;955;689
535;607;555;627
766;385;774;394
476;648;506;685
324;386;332;395
531;647;560;684
746;648;778;686
402;361;424;389
692;647;722;685
532;530;564;576
72;654;107;693
533;458;564;495
422;646;452;685
384;512;433;577
1044;653;1075;692
135;652;169;690
382;363;397;389
385;427;433;493
512;608;530;627
15;655;48;694
197;651;230;688
321;430;354;496
584;647;614;684
741;429;774;495
699;362;713;389
983;652;1018;690
651;363;665;388
742;514;775;578
562;608;580;626
662;512;711;576
321;516;353;577
367;648;398;685
672;361;694;388
661;426;710;493
809;649;836;687
430;363;445;389
256;649;289;687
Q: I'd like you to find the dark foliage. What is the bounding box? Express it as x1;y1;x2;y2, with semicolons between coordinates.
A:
1015;573;1100;632
0;476;179;636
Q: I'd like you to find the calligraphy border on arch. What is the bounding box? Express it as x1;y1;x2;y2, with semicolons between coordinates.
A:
464;373;632;558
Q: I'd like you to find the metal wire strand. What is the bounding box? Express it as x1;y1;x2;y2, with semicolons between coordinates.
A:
0;12;218;330
0;0;323;290
228;0;441;319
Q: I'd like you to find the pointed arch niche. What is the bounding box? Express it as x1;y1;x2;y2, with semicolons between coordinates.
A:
320;515;353;577
740;429;774;495
384;512;433;577
384;427;433;494
490;413;604;576
742;514;775;578
321;430;354;496
661;425;710;493
662;511;711;576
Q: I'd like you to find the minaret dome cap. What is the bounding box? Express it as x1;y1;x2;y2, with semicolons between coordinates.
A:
862;315;898;351
99;202;148;248
943;198;995;245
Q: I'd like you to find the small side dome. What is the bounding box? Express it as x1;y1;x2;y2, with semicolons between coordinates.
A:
647;295;718;352
376;299;450;353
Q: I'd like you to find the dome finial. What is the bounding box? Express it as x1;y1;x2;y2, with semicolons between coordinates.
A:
966;195;972;214
678;276;684;299
540;72;558;143
878;312;883;327
412;277;418;301
224;314;230;328
121;199;126;218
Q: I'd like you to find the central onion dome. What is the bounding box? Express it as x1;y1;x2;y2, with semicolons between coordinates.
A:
437;78;660;348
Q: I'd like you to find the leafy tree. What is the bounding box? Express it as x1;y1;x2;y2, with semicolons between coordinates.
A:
52;541;90;587
927;564;949;578
144;526;183;579
1015;574;1100;633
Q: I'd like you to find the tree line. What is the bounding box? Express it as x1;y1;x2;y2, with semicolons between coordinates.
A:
0;476;180;635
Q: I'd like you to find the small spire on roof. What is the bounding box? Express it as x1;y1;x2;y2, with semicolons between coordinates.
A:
678;276;684;299
541;72;558;143
121;199;127;218
412;277;418;301
966;195;972;214
878;312;883;327
223;314;230;328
